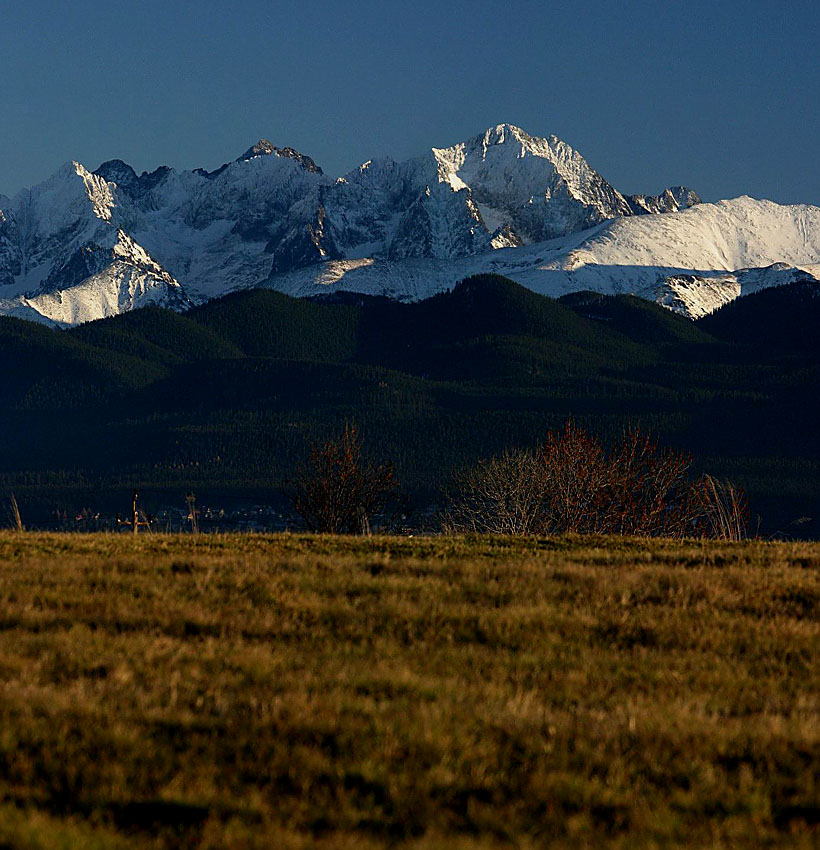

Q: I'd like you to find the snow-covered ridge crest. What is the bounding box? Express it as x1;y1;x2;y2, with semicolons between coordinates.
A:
74;161;116;222
0;124;817;325
262;195;820;319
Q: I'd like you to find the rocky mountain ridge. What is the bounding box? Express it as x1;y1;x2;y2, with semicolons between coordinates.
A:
0;124;817;325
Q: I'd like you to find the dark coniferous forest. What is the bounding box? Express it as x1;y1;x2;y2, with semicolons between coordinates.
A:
1;275;817;536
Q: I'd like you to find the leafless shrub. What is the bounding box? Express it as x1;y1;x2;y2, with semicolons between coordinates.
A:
538;421;611;533
442;449;548;535
597;427;696;537
289;423;398;534
445;421;749;539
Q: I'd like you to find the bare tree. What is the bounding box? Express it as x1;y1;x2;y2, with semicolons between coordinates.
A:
538;421;611;534
598;427;695;537
290;423;398;534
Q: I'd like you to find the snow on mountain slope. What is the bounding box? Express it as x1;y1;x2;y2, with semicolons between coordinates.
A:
0;124;701;324
653;264;819;318
0;227;190;327
556;196;820;274
430;124;635;242
0;257;190;327
0;125;817;325
262;196;820;318
0;162;189;325
328;124;699;262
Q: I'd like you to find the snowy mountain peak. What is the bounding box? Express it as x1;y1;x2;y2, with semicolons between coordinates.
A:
238;139;276;160
236;140;323;175
481;123;525;146
428;124;637;243
464;123;581;162
476;123;548;150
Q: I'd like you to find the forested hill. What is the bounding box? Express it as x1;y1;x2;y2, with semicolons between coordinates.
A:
0;275;817;535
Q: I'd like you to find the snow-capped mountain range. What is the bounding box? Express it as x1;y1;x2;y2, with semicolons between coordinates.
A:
0;123;818;325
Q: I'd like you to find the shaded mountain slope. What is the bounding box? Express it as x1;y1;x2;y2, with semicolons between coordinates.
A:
697;279;820;355
0;315;164;409
71;305;243;366
187;289;360;361
559;290;716;345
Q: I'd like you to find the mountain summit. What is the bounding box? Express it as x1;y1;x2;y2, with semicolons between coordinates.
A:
239;139;277;160
236;140;323;174
427;123;700;244
0;125;816;325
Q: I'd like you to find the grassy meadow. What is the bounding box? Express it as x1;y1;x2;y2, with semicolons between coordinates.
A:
0;532;818;848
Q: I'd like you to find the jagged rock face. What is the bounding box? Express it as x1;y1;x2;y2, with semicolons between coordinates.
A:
0;208;21;286
266;202;344;274
40;243;114;293
0;123;817;326
237;141;324;175
427;124;637;243
385;184;490;260
0;163;120;305
95;160;174;204
627;186;702;215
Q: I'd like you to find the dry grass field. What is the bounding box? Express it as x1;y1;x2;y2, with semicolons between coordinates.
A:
0;533;818;849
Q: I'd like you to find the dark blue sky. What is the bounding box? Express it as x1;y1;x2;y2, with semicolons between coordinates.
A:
2;0;818;204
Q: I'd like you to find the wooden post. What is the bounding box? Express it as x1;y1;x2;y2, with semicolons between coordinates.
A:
186;493;198;534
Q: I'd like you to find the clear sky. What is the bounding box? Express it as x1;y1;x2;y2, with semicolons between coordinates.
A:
1;0;818;205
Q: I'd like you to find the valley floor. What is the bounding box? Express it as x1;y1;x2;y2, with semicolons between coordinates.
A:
0;533;818;848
